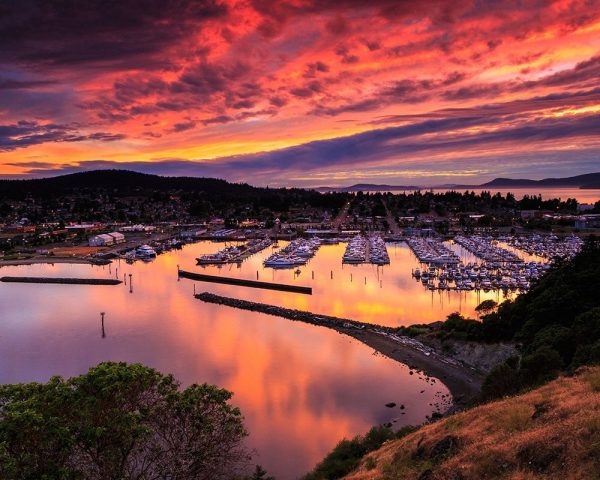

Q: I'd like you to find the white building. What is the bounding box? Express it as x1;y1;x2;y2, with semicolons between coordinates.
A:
89;234;115;247
108;232;126;244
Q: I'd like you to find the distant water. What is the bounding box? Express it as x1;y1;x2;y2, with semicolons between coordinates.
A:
363;187;599;203
0;241;526;478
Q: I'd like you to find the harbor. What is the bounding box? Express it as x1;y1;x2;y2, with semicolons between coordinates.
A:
342;234;390;265
196;237;273;265
405;237;461;265
263;237;321;268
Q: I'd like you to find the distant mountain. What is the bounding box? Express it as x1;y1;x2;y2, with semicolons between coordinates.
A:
314;183;422;192
314;173;600;192
480;172;600;189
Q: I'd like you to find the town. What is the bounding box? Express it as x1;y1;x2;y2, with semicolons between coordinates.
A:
1;172;598;286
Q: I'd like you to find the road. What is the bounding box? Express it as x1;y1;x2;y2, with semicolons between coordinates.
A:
382;198;401;234
333;201;352;229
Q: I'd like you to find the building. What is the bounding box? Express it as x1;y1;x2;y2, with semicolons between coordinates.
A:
108;232;126;244
520;210;554;219
575;215;600;229
66;223;101;233
88;234;115;247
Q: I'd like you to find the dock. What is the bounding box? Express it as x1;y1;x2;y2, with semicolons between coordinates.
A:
178;270;312;294
0;276;122;285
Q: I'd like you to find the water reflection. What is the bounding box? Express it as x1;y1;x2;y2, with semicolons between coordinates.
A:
190;241;506;326
0;242;484;478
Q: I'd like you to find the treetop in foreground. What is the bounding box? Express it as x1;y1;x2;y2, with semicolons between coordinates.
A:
0;362;250;480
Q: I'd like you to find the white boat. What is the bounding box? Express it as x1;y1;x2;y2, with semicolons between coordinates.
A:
264;257;301;268
136;245;157;258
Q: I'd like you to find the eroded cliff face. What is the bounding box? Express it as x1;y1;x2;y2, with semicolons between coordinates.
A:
418;336;519;374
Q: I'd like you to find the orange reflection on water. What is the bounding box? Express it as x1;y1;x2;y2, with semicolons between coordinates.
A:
0;244;463;479
191;241;507;326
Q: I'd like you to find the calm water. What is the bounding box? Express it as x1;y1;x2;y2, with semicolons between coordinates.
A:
0;241;512;478
364;187;599;203
448;187;600;204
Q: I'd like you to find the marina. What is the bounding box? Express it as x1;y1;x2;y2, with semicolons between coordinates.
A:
405;237;461;265
196;237;273;265
454;235;522;263
502;234;583;260
0;241;455;479
263;237;321;268
0;234;592;477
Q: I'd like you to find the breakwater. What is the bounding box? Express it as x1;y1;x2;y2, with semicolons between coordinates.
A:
0;276;122;285
196;291;394;332
179;270;312;294
195;292;484;407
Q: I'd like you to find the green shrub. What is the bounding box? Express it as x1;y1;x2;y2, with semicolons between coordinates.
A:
482;362;521;400
520;346;563;384
303;426;414;480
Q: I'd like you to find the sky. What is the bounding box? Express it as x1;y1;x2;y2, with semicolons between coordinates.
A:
0;0;599;187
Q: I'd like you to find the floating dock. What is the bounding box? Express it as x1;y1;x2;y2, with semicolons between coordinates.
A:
178;270;312;294
0;276;122;285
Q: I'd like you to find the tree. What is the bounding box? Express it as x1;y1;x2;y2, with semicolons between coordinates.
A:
0;362;249;480
475;299;498;318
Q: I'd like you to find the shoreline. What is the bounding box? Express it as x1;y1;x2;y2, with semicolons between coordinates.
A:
0;256;102;267
195;292;484;410
344;329;482;410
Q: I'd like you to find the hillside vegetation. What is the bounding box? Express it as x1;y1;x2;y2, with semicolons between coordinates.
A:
343;367;600;480
426;236;600;399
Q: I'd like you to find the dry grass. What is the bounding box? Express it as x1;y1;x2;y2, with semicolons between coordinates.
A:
345;367;600;480
583;368;600;392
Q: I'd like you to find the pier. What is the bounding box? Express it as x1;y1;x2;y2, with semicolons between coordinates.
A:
178;270;312;294
0;276;122;285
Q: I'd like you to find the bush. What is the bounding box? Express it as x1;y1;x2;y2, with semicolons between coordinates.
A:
530;325;575;364
303;426;414;480
481;362;521;400
441;313;483;340
520;346;563;384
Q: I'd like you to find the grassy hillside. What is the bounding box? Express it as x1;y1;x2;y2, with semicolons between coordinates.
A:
343;367;600;480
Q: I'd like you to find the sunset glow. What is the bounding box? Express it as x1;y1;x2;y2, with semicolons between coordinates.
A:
1;0;599;185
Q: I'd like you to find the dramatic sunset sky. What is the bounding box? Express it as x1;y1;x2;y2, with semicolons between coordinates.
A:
1;0;599;186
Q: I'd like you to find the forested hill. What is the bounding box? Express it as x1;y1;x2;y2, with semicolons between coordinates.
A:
0;170;345;208
0;170;268;197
